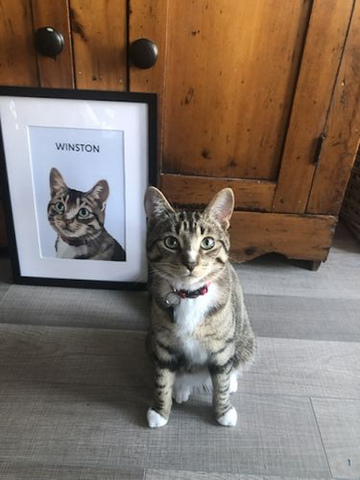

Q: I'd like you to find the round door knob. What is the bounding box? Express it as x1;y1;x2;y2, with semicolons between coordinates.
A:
35;27;64;58
129;38;158;69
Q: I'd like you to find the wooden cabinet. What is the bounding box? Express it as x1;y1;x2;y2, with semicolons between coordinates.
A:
1;0;359;264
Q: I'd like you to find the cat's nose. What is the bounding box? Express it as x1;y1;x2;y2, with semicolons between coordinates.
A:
183;261;197;272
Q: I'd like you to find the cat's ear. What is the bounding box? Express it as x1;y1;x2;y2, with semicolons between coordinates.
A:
50;168;66;196
204;188;235;230
144;186;174;220
88;180;109;210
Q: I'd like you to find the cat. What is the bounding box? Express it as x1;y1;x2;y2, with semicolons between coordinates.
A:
144;186;255;428
48;167;126;261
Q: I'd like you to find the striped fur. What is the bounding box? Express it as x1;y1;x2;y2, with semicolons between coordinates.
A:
144;187;255;427
48;168;125;261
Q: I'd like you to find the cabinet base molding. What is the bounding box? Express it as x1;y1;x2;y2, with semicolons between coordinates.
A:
229;212;337;263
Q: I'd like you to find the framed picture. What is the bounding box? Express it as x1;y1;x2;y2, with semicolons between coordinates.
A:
0;86;157;289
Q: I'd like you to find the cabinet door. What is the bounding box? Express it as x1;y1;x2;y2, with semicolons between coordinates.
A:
69;0;128;90
0;0;74;247
0;0;74;88
130;0;355;214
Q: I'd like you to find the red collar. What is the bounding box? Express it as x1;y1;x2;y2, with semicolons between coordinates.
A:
172;281;211;299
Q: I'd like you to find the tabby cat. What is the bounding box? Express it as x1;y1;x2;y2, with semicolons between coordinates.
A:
144;186;255;427
48;168;126;261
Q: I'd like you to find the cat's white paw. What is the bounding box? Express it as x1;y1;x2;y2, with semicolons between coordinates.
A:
229;373;238;394
173;385;191;404
147;408;168;428
217;407;237;427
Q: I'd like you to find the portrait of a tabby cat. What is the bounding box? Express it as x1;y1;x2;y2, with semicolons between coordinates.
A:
144;186;255;427
48;167;126;261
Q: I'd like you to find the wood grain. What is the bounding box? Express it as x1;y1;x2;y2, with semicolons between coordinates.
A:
0;0;38;86
129;0;168;171
0;462;144;480
31;0;75;88
160;174;275;211
70;0;127;90
0;325;152;388
129;0;168;94
273;0;354;214
229;211;337;262
246;294;360;342
1;325;359;401
307;0;360;215
0;381;330;477
161;0;311;180
241;337;360;400
0;285;149;331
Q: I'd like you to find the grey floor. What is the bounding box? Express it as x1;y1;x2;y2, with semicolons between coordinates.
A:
0;223;359;480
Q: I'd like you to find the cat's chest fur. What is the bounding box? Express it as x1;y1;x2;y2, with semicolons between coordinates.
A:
171;283;219;364
56;237;87;259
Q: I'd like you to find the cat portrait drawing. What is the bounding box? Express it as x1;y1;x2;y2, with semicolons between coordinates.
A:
47;167;126;261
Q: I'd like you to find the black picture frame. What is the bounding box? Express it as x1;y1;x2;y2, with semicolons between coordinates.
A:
0;86;157;290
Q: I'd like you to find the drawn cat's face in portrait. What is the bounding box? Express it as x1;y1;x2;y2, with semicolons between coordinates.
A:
47;168;109;240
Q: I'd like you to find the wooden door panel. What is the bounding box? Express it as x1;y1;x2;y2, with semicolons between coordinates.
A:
70;0;128;91
273;0;355;214
161;0;311;180
32;0;75;88
129;0;168;94
307;0;360;215
0;0;38;86
160;174;275;212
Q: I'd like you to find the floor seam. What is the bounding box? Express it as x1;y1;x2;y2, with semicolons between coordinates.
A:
309;396;334;478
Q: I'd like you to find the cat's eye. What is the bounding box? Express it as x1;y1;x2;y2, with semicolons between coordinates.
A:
201;237;215;250
164;236;179;250
78;208;90;218
54;202;65;214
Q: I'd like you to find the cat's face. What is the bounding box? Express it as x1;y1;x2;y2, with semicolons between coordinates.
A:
144;187;234;287
48;168;109;241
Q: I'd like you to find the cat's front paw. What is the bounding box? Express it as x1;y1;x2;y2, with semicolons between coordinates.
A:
147;408;168;428
216;407;237;427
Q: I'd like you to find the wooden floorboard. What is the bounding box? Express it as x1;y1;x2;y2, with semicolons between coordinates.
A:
311;398;360;479
246;294;360;342
0;325;153;389
0;383;330;478
0;283;149;331
0;325;359;401
0;462;144;480
2;283;360;343
0;222;359;479
145;470;333;480
244;337;360;400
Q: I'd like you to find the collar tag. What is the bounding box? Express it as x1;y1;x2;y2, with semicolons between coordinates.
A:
165;291;181;308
